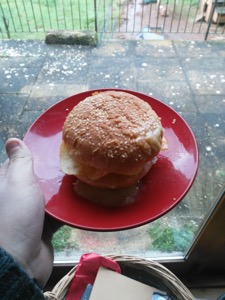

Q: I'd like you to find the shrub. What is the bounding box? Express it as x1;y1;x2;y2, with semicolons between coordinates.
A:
52;225;76;252
148;220;195;252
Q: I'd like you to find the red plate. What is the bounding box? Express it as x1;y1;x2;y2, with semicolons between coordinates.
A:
23;89;199;231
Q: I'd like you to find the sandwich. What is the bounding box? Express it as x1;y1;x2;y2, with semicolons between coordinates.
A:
60;90;167;190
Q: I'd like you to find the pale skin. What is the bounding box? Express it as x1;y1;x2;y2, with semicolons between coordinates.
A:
0;138;60;288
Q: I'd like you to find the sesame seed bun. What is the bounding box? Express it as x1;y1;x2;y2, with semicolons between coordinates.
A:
60;90;165;189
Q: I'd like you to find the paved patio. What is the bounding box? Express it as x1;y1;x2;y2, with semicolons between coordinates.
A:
0;39;225;298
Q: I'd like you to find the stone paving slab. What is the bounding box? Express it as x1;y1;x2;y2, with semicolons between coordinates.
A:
0;39;225;222
173;41;225;58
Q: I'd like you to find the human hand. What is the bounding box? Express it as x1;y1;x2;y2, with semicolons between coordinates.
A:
0;138;57;287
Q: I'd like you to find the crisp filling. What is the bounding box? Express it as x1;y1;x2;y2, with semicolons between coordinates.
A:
60;141;156;181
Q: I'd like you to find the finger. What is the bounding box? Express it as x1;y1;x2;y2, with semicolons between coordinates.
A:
5;138;35;185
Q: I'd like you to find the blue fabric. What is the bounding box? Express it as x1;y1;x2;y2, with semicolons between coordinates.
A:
0;248;45;300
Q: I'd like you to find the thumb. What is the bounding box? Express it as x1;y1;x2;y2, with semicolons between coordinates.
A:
5;138;35;185
5;138;31;161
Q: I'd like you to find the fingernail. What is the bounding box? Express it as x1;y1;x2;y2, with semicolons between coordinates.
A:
6;140;21;153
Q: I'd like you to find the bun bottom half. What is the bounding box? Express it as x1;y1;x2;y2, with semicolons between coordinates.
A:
74;180;141;207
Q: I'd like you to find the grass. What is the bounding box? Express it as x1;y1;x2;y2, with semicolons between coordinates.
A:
158;0;199;8
0;0;202;39
157;0;200;21
0;0;127;39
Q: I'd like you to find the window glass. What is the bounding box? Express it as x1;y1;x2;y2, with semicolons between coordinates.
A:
52;185;216;262
53;134;225;262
